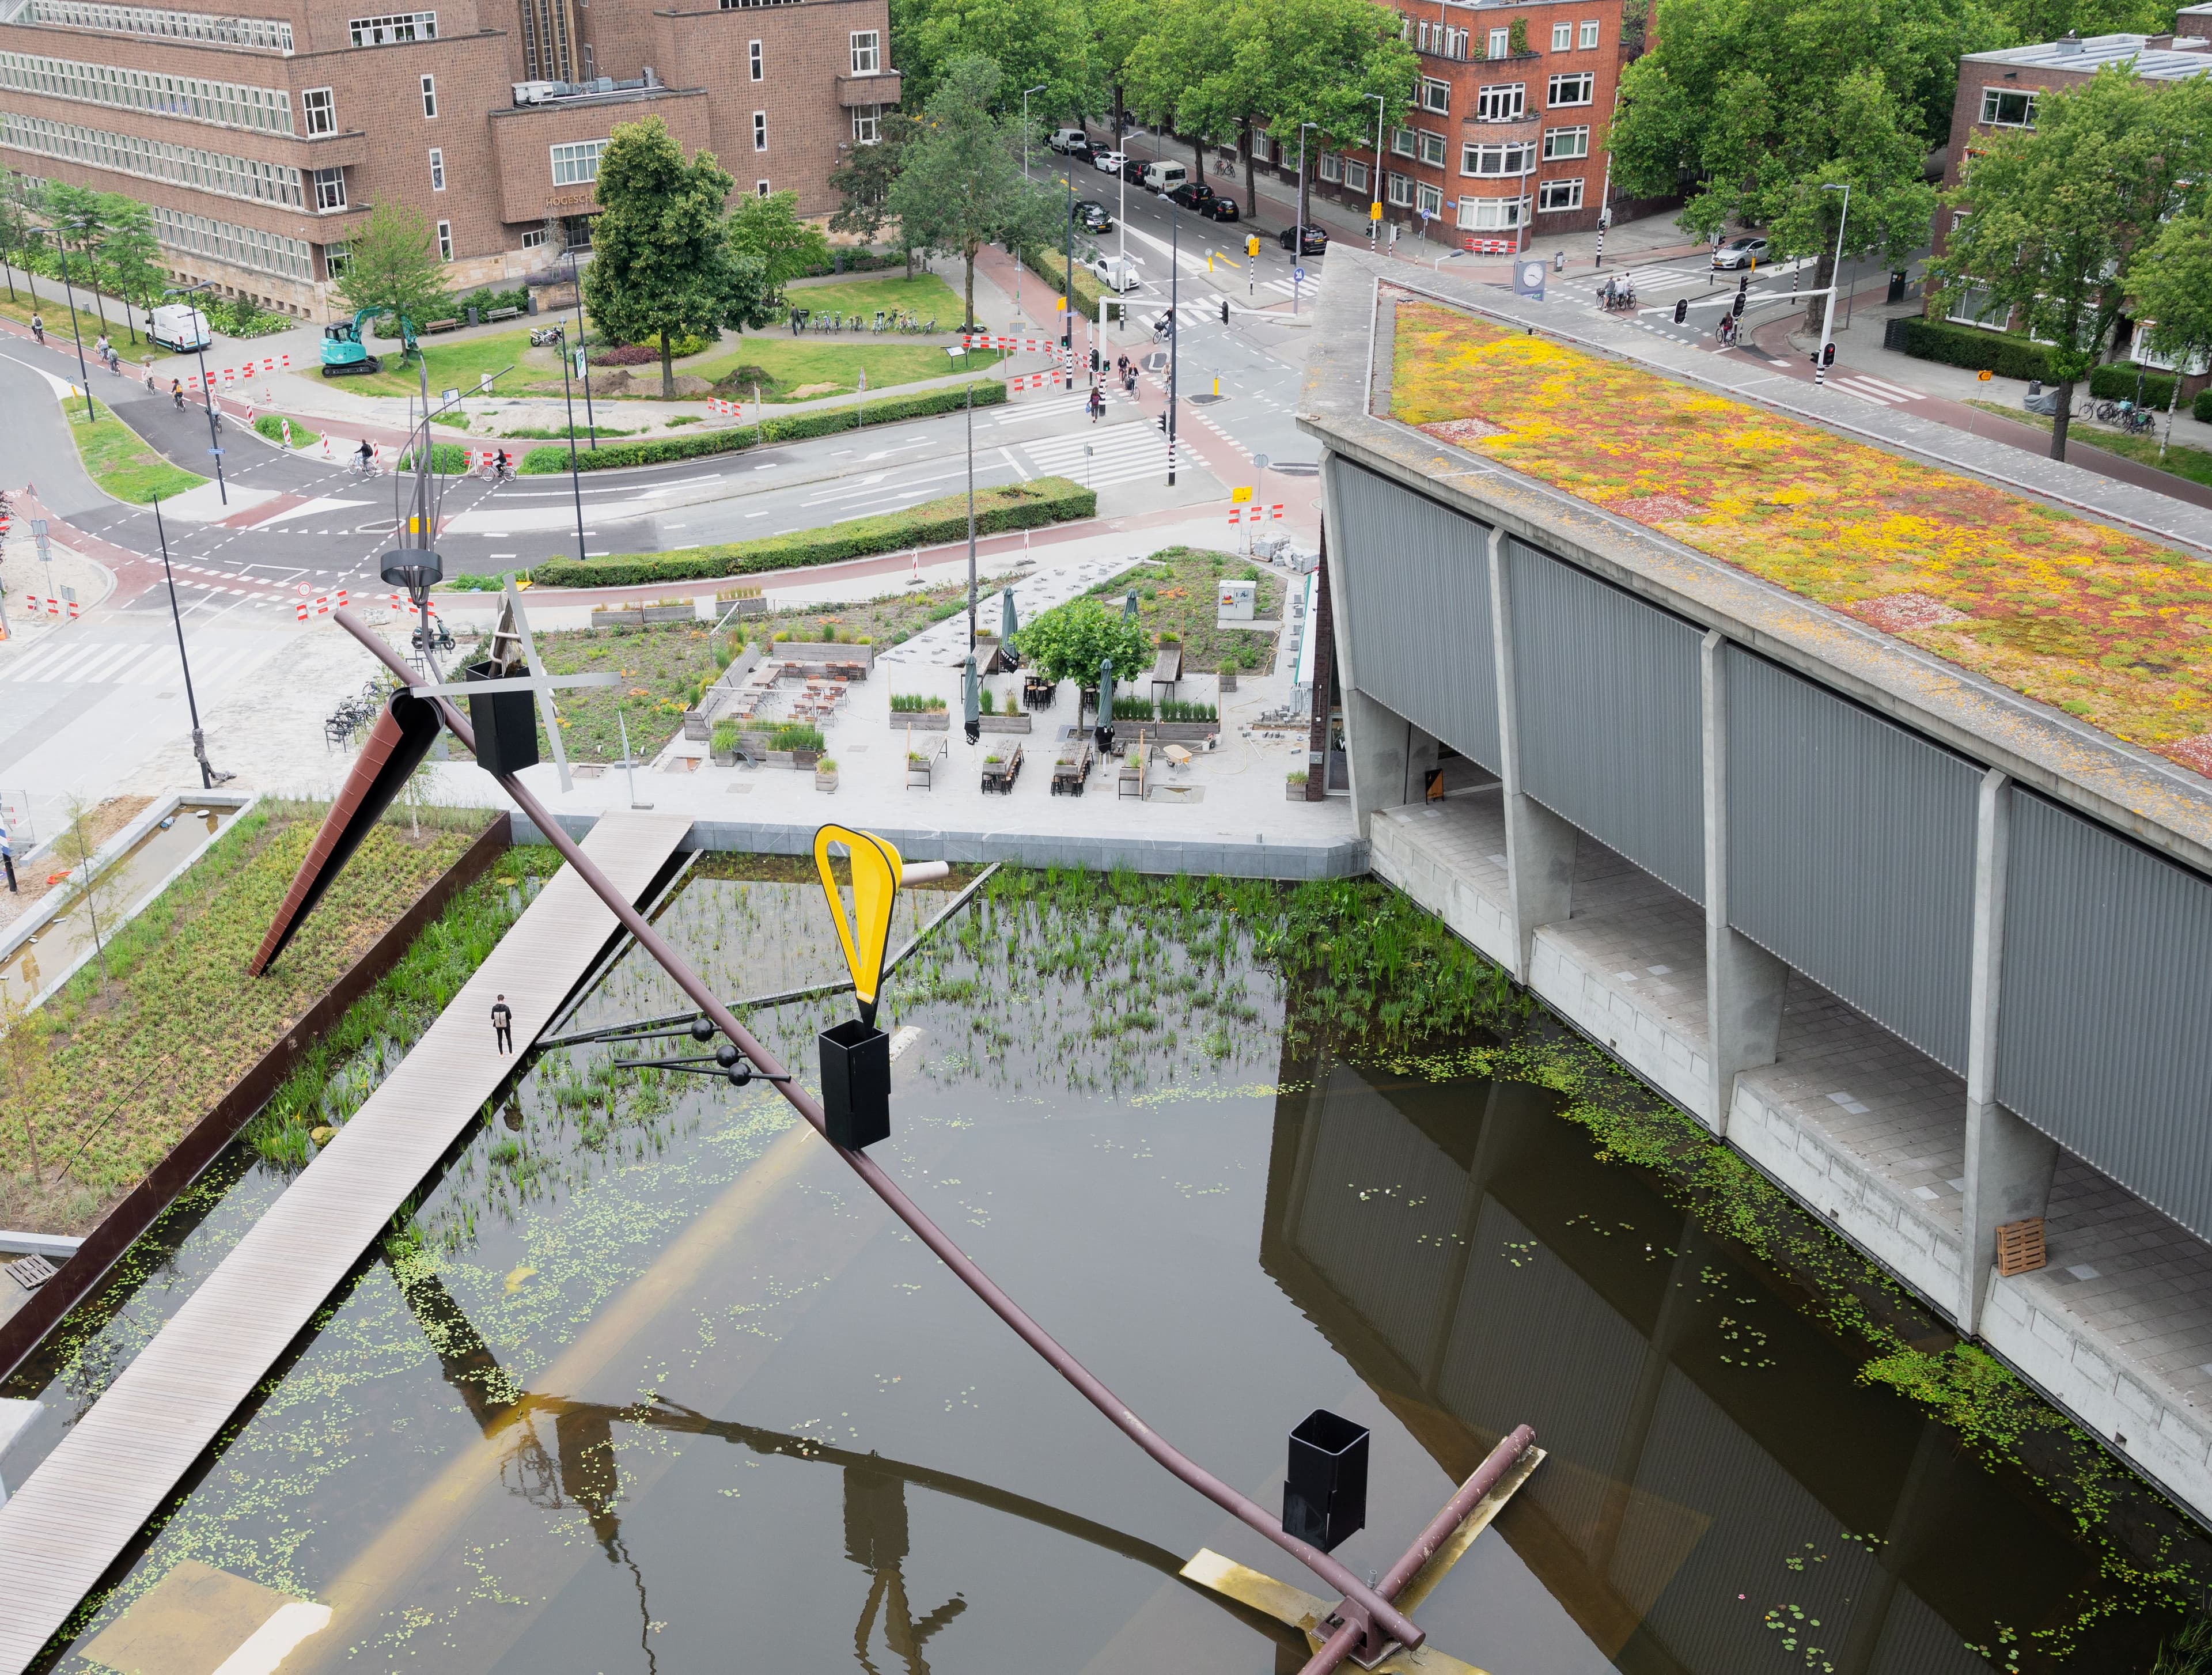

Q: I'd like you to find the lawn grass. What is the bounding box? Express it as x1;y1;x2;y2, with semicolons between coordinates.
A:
1963;399;2212;490
331;328;539;401
515;621;725;762
253;412;319;450
777;272;965;325
683;338;1000;401
0;291;151;360
1085;545;1280;673
63;397;206;502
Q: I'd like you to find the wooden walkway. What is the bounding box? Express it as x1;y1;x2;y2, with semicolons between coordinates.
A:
0;812;691;1673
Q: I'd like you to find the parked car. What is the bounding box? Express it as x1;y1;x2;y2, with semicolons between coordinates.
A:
1278;223;1330;254
1142;159;1190;193
1120;156;1152;184
1047;126;1087;153
1066;138;1101;163
1198;195;1241;223
1086;254;1143;293
1093;149;1127;174
1076;200;1113;233
1165;180;1216;212
1711;235;1771;270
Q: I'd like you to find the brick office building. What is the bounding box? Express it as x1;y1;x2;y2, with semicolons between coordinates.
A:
1264;0;1633;247
0;0;897;316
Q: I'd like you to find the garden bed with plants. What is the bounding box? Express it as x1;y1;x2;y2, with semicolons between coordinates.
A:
62;397;204;503
0;802;495;1234
491;620;747;763
1080;545;1279;676
1392;300;2212;777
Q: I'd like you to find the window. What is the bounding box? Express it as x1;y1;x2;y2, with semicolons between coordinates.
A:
419;73;435;117
1946;283;2006;329
0;112;308;204
748;39;761;78
849;28;878;73
312;164;344;209
852;103;879;143
150;202;311;275
1537;177;1583;211
1416;129;1447;166
1421;77;1449;113
323;242;349;276
1252;130;1271;161
347;9;434;44
1319;151;1342;182
752;109;766;150
1551;21;1571;49
1416;181;1442;215
1980;87;2037;127
1422;21;1468;55
1580;18;1600;47
1487;25;1509;55
1344;159;1368;192
755;177;770;195
302;85;334;134
1457;193;1525;229
1548;71;1594;105
1387;170;1414;206
436;218;452;260
1543;124;1589;159
521;226;547;248
27;1;294;51
1461;139;1532;176
1476;82;1525;121
1390;126;1416;157
427;146;443;189
550;137;603;184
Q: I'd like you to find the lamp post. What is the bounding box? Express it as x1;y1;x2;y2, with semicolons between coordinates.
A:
550;323;589;564
1293;121;1319;316
1063;165;1077;389
1018;83;1046;323
164;281;227;505
50;230;94;423
151;495;230;788
1166;196;1180;487
1365;94;1385;253
567;245;597;449
1815;181;1851;388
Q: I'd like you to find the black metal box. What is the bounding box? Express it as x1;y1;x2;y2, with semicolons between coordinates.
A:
819;1019;891;1150
465;660;540;778
1282;1408;1369;1553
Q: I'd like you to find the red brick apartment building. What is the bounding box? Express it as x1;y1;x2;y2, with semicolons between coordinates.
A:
0;0;897;314
1250;0;1634;245
1934;23;2210;375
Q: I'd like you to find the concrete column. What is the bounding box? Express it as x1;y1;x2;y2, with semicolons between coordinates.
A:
1700;631;1788;1138
1406;723;1441;804
1488;528;1575;982
1343;688;1410;835
1960;768;2058;1337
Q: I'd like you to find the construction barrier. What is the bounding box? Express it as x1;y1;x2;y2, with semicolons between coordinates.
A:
41;596;81;620
1462;237;1518;254
384;593;439;617
281;418;293;449
706;397;747;418
1226;504;1287;526
961;335;1067;353
295;588;350;622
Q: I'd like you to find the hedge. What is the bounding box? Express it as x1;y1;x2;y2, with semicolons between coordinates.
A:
532;476;1096;588
1893;316;2052;382
2088;362;2180;408
518;379;1006;474
1021;247;1107;323
2199;389;2212;425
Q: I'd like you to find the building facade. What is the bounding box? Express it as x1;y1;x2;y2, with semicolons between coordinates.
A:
1274;0;1631;244
0;0;897;315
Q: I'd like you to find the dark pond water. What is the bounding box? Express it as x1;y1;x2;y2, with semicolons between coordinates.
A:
7;869;2200;1674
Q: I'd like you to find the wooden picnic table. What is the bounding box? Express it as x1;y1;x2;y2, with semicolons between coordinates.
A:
906;730;946;789
1150;644;1183;696
982;741;1024;794
1050;741;1093;795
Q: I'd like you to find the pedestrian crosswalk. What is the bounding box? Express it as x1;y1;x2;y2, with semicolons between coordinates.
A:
0;637;270;689
1017;425;1197;488
1823;373;1926;407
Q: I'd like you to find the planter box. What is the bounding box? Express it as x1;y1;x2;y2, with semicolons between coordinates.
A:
1286;781;1307;799
1218;670;1237;693
815;770;839;792
593;604;692;626
979;713;1031;734
891;711;950;731
793;749;820;770
766;749;795;768
683;710;709;741
711;748;738;767
1149;721;1218;744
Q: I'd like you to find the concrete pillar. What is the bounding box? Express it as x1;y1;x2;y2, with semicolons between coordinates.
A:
1343;687;1410;835
1406;723;1441;804
1960;768;2058;1336
1488;528;1575;982
1700;632;1788;1137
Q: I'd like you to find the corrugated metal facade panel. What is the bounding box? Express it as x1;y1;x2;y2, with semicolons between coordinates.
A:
1725;648;1980;1073
1998;792;2212;1240
1506;538;1705;901
1325;460;1502;771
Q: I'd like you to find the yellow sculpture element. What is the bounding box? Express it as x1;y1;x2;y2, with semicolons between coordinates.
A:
813;825;905;1026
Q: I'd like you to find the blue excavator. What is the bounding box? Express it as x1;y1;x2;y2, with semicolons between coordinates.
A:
320;306;418;377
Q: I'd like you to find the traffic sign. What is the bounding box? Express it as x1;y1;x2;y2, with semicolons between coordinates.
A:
1232;486;1253;503
1978;369;1993;381
1370;201;1383;221
1294;266;1306;283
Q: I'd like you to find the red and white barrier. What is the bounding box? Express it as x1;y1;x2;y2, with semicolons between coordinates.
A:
40;596;81;620
384;593;439;617
1461;237;1518;254
295;588;349;622
1226;504;1287;526
707;396;750;418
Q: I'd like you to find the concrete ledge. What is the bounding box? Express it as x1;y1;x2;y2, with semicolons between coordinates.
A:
1369;800;1517;969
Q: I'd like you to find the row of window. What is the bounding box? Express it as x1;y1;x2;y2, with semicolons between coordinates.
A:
550;137;602;184
1374;177;1586;224
1410;17;1603;58
0;51;293;131
151;200;310;278
25;0;291;50
1391;120;1589;164
347;9;435;44
1411;73;1595;122
0;109;306;204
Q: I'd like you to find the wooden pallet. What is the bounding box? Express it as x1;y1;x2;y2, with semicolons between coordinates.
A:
0;812;691;1673
1997;1217;2047;1276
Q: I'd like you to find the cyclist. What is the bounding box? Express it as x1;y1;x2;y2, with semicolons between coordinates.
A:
94;333;110;367
171;377;185;409
30;313;44;344
356;438;376;476
493;448;511;482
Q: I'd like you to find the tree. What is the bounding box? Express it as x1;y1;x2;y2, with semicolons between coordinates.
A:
55;795;127;988
583;116;774;399
2122;209;2212;461
1089;0;1153;140
0;170;40;304
332;201;451;358
1236;0;1419;225
1930;67;2212;461
1018;593;1149;685
41;181;116;331
1123;0;1238;186
730;188;832;302
99;196;164;347
891;0;1100;118
828;109;919;246
889;55;1059;329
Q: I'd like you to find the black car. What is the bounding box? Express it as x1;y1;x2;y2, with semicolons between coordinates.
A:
1066;138;1100;163
1120;156;1150;184
1075;200;1113;233
1199;195;1241;223
1278;223;1330;254
1165;181;1217;213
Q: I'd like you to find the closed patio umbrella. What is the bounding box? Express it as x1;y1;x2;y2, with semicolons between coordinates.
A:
963;655;981;745
1001;585;1019;644
1094;654;1116;752
1124;588;1139;620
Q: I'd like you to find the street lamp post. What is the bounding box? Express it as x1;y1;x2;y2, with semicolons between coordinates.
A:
151;495;229;788
551;324;589;563
1293;121;1319;316
50;232;94;423
165;281;227;505
568;246;597;449
1366;94;1385;253
1815;181;1852;388
1166;199;1179;487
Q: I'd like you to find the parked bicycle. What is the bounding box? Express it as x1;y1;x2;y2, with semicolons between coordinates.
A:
2093;398;2157;434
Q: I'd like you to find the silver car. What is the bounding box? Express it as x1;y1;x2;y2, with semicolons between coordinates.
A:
1711;235;1771;270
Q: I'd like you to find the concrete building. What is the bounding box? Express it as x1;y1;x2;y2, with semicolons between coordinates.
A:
0;0;897;316
1302;247;2212;1532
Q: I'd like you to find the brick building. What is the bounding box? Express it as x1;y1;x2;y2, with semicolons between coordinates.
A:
1258;0;1631;247
0;0;897;316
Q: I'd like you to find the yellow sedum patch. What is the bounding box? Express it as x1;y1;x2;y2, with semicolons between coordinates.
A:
1390;302;2212;777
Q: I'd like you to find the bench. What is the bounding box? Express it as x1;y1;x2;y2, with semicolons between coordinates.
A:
422;317;463;335
1050;742;1094;796
487;306;521;322
1150;644;1183;697
982;742;1024;794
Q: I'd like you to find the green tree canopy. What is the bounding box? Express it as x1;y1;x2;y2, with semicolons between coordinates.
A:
582;116;774;398
2122;207;2212;449
887;55;1059;328
97;196;162;346
828;109;920;247
731;187;832;298
40;181;118;329
332;201;451;358
0;170;42;303
891;0;1100;118
1018;592;1150;685
1930;66;2212;460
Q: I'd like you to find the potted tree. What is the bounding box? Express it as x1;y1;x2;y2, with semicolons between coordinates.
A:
1218;653;1239;695
1286;768;1308;801
815;756;838;793
711;720;742;767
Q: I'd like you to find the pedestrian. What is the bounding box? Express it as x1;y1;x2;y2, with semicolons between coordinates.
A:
1088;385;1104;423
492;992;513;1054
0;819;15;895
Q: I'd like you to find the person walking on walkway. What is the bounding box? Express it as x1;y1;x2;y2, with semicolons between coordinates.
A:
492;993;513;1054
1088;384;1104;423
1;819;16;894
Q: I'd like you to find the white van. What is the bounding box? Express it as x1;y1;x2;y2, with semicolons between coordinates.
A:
1142;160;1188;194
148;303;211;352
1047;126;1087;153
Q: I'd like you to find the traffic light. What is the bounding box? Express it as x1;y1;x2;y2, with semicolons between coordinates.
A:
1732;292;1746;319
1736;274;1749;297
1219;298;1230;325
1089;346;1101;372
1821;342;1837;367
1247;233;1260;259
1672;298;1688;324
